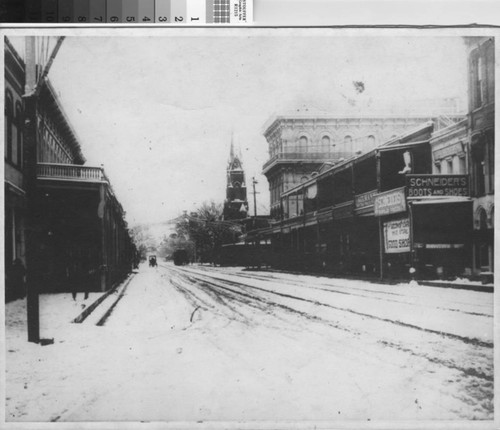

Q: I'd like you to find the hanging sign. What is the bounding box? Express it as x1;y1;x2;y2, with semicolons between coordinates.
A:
384;218;410;253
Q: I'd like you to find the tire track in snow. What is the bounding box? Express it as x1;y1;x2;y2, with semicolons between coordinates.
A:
175;268;492;349
164;265;493;416
201;267;492;318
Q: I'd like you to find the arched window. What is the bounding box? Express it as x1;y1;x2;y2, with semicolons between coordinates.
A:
299;135;308;151
367;135;376;146
344;135;353;153
15;102;22;166
478;207;488;230
321;135;331;150
5;90;13;162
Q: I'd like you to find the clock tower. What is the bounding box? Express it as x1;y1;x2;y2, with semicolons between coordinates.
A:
223;138;248;220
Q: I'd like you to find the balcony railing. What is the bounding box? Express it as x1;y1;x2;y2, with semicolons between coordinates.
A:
262;151;353;172
37;163;108;183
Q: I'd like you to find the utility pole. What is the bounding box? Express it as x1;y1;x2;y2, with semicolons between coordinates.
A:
251;177;259;218
23;36;65;343
24;36;40;343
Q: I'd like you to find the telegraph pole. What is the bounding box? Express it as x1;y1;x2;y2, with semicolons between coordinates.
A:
251;177;259;217
24;36;40;343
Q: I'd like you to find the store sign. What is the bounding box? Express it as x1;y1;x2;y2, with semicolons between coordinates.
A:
355;189;377;210
384;218;410;254
374;187;406;216
406;175;469;197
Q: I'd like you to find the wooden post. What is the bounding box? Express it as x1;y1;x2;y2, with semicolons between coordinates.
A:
98;184;107;291
378;217;384;281
24;37;39;343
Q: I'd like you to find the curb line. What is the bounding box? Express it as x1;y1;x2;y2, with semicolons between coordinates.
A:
72;272;135;324
96;273;135;326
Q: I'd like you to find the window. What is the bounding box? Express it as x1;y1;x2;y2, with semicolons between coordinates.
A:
15;102;22;166
458;156;466;175
5;90;13;162
321;135;330;151
472;52;486;109
472;143;486;196
344;135;353;153
446;159;453;174
299;136;308;151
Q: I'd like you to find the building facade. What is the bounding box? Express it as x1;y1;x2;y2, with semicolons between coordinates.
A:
262;112;463;221
467;37;495;275
4;38;27;301
4;37;136;301
255;121;474;279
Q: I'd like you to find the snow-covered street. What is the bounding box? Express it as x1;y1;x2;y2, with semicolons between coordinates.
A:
5;263;494;423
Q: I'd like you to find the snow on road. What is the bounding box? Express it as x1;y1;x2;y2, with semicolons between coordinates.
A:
4;263;494;424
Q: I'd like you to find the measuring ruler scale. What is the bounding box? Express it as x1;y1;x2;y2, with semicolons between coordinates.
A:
25;0;251;23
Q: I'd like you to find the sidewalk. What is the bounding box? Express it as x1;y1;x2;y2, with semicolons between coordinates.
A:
248;267;494;292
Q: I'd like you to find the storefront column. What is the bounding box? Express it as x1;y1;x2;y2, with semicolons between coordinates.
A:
98;184;107;292
378;217;384;280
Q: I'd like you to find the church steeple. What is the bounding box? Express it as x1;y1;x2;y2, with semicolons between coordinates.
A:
223;135;248;220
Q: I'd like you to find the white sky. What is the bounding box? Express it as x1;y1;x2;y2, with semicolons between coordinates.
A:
11;31;469;226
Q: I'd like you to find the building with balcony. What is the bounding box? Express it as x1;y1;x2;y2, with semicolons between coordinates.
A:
4;37;135;301
262;111;463;220
255;121;473;280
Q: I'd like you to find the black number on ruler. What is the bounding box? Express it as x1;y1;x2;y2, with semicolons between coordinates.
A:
142;16;151;22
158;16;167;21
94;16;103;22
46;15;56;22
78;16;87;22
126;16;135;22
62;16;71;22
175;16;183;22
110;16;119;22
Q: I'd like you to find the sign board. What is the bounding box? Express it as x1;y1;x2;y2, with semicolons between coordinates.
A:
354;189;377;211
374;187;406;216
384;218;410;254
406;175;469;197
